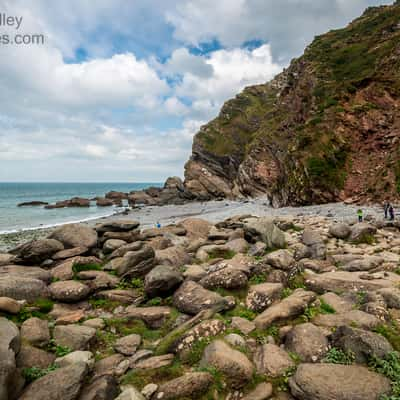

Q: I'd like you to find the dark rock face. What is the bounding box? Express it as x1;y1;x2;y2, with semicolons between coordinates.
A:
183;3;400;206
10;239;64;264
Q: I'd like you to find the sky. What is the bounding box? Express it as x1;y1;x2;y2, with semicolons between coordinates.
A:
0;0;392;182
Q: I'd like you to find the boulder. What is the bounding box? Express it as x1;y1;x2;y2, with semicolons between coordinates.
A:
313;310;380;330
254;289;316;329
378;287;400;309
114;386;145;400
78;375;119;400
123;306;172;329
96;198;114;207
53;325;96;351
200;340;254;388
178;218;211;240
329;223;351;239
173;280;233;315
246;283;283;312
244;217;286;249
103;239;127;254
155;246;191;267
21;317;50;348
305;271;400;293
154;372;213;399
114;334;141;356
289;363;391;400
49;281;90;303
93;354;124;377
349;223;377;242
0;318;20;400
0;265;51;282
226;238;249;253
341;256;383;272
109;242;143;259
231;317;256;335
319;292;354;313
16;344;56;369
302;229;326;259
332;325;393;363
241;382;273;400
0;297;21;314
284;323;329;362
265;250;295;271
200;267;248;290
109;246;155;277
254;343;295;377
144;265;183;297
0;276;49;301
96;289;142;304
55;350;95;369
49;224;98;249
78;270;119;291
0;253;16;266
52;247;89;260
10;239;64;264
19;363;89;400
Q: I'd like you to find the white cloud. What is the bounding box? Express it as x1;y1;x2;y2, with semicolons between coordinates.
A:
164;48;214;77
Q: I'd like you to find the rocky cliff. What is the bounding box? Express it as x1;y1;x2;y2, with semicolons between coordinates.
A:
184;2;400;206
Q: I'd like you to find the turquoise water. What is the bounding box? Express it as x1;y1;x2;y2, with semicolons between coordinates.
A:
0;182;162;233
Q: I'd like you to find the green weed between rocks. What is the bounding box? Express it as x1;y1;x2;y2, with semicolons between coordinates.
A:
22;365;58;383
374;324;400;352
47;339;71;357
369;352;400;400
323;347;355;365
72;263;102;274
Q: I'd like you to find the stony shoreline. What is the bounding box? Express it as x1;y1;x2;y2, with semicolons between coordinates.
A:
0;200;399;399
0;198;385;252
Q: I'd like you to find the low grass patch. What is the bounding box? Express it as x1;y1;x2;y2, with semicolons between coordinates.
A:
323;347;355;365
369;352;400;400
72;262;102;274
374;324;400;352
22;365;58;383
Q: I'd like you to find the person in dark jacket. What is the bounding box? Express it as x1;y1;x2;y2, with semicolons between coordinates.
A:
384;200;390;219
389;205;395;221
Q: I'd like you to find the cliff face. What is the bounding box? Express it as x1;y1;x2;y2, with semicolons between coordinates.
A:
184;2;400;206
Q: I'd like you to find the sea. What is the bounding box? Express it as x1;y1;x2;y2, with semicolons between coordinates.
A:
0;182;162;233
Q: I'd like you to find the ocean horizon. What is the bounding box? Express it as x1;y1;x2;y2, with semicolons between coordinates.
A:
0;182;162;233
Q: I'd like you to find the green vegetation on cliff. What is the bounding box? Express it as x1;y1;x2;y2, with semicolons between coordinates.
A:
185;2;400;205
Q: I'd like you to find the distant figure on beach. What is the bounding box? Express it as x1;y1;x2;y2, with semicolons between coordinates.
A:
384;200;390;219
156;221;161;228
357;209;363;223
389;205;395;221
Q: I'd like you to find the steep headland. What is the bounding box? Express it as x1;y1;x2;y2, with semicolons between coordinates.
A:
184;2;400;206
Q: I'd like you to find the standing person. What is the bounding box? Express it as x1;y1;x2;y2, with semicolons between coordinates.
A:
384;200;390;219
389;204;395;221
357;208;363;223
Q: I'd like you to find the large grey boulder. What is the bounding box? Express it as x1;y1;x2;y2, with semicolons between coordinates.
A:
49;224;98;249
19;363;88;400
155;245;191;267
154;372;213;399
173;280;233;315
378;287;400;309
329;223;351;239
254;289;316;329
332;325;393;363
284;323;329;362
349;223;377;243
10;239;64;264
302;229;326;259
16;344;56;370
144;265;183;297
244;217;286;249
0;276;49;301
200;340;254;388
78;375;119;400
313;310;380;330
114;334;141;356
0;265;51;282
49;281;90;303
200;267;248;290
246;283;283;312
289;363;391;400
96;220;140;232
265;250;295;271
108;246;155;277
0;318;20;400
254;343;295;377
53;325;96;351
21;317;50;348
